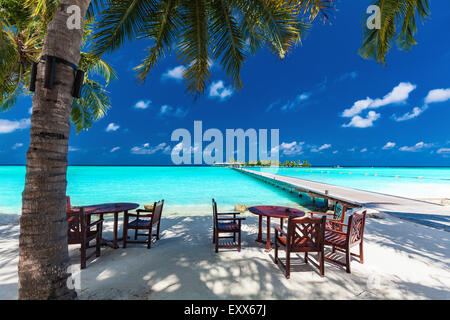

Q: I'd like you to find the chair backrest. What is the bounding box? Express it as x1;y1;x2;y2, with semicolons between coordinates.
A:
287;215;326;251
212;198;218;228
67;207;85;244
347;211;366;246
151;200;164;226
330;202;347;231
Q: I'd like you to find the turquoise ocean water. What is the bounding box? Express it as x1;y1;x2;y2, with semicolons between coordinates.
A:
1;166;449;215
254;167;450;199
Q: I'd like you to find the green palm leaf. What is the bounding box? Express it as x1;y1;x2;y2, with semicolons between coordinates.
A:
359;0;430;65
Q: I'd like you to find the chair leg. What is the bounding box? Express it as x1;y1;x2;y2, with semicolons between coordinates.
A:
212;226;215;243
147;227;152;249
359;242;364;264
134;228;138;240
286;250;291;279
215;230;219;253
156;222;161;240
122;217;128;249
96;224;102;257
304;252;308;263
319;251;325;277
80;242;86;270
332;245;336;253
274;239;279;264
345;247;351;273
238;230;241;252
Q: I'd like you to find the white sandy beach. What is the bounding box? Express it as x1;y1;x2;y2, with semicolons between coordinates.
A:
1;211;449;300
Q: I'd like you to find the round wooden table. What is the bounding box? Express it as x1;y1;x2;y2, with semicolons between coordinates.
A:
75;203;139;249
248;205;305;252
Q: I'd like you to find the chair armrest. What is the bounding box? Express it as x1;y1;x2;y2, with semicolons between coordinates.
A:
137;209;153;213
87;219;103;228
310;212;334;216
274;225;288;238
217;217;246;221
326;220;347;227
126;212;153;218
217;212;241;215
325;228;347;235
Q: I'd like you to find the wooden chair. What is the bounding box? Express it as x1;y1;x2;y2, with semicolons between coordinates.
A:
67;206;103;269
212;199;246;252
274;216;326;278
123;200;164;249
324;211;366;273
310;201;347;232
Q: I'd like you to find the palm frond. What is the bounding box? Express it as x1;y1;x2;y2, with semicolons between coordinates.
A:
209;0;246;89
177;0;211;94
359;0;430;65
71;79;111;133
135;0;181;82
80;52;117;85
91;0;158;56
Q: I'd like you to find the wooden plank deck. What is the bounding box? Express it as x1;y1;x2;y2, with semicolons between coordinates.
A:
236;168;450;232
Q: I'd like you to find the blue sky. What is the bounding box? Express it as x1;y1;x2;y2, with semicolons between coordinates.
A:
1;1;449;166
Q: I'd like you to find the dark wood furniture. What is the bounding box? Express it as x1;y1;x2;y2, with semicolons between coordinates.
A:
310;202;347;232
324;211;367;273
68;200;139;249
67;206;103;269
212;199;246;252
123;200;164;249
274;215;326;278
248;206;305;252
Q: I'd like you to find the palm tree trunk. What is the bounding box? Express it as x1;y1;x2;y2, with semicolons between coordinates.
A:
18;0;90;300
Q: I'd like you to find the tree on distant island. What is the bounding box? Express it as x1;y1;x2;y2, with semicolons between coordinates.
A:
1;0;431;300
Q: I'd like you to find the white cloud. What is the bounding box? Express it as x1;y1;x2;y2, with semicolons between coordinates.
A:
162;65;186;81
371;82;416;108
159;105;188;117
399;141;432;152
332;150;338;154
343;111;380;128
131;142;170;155
272;141;304;155
342;82;416;117
425;88;450;104
393;106;427;121
134;100;151;109
106;123;120;132
311;144;332;153
12;143;23;149
437;148;450;155
28;107;33;114
393;87;450;122
0;118;30;134
209;80;233;100
342;98;373;118
382;142;396;150
68;146;80;152
110;146;120;153
360;148;367;153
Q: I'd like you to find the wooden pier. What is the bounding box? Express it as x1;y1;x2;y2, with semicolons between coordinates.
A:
236;168;450;231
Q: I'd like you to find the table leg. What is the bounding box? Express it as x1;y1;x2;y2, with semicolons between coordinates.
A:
280;217;284;230
265;217;271;252
257;215;263;242
113;212;119;249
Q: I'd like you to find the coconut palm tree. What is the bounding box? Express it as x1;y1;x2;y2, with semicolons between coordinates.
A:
0;0;113;299
7;0;430;300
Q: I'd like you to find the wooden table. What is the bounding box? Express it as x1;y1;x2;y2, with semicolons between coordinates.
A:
76;203;139;249
248;206;305;252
